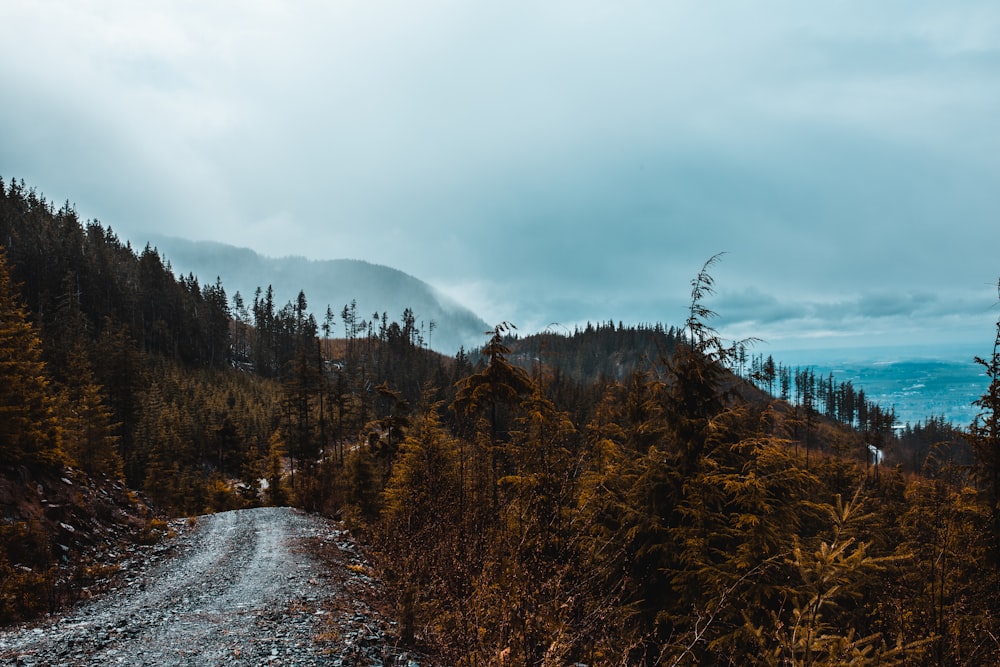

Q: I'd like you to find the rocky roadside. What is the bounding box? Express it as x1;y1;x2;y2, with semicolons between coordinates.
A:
0;464;166;617
0;507;432;666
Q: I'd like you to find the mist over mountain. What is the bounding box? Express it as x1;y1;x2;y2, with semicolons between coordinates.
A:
144;235;489;354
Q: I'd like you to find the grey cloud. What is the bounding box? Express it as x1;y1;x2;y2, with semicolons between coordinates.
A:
2;1;999;351
716;288;811;325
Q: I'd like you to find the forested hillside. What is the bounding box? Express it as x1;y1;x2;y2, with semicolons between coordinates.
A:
2;177;1000;665
143;234;490;354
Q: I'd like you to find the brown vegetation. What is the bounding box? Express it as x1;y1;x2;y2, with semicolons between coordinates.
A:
3;178;1000;665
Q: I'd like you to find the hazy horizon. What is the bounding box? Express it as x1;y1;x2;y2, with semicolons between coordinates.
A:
128;231;1000;360
3;2;998;353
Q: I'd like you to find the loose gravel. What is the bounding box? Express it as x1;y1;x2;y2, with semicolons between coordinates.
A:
0;507;424;666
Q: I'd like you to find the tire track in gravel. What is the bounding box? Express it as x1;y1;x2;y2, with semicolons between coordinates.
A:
0;507;414;666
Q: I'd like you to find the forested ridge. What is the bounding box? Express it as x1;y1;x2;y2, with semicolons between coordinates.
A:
2;177;1000;665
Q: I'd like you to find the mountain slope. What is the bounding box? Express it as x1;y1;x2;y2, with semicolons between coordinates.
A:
144;236;489;354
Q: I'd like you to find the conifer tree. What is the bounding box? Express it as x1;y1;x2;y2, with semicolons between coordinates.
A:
345;445;379;525
379;403;462;644
265;429;287;506
664;253;745;468
0;250;63;466
494;383;580;664
45;280;123;478
453;322;534;441
757;491;924;667
969;276;1000;565
58;344;123;478
452;322;535;512
896;480;992;666
137;382;179;510
93;319;145;484
371;381;411;464
382;403;460;537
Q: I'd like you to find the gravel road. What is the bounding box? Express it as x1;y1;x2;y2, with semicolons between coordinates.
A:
0;507;421;666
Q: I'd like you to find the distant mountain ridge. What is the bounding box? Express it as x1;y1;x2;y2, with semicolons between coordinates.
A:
144;235;489;354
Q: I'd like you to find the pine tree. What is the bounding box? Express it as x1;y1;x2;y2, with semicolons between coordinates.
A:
45;283;123;478
0;250;64;466
495;383;580;665
452;322;535;512
58;345;123;478
757;491;925;667
969;276;1000;566
379;403;462;644
896;479;993;666
344;445;379;525
664;253;747;469
382;403;461;536
265;429;287;506
137;382;173;507
453;322;534;441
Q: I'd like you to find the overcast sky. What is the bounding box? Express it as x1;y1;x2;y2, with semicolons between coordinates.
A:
2;1;999;354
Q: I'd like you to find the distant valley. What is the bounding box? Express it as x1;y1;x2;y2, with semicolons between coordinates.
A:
772;344;990;427
118;235;999;426
143;235;490;354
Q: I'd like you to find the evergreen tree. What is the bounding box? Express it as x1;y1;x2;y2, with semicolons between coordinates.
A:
382;403;461;537
495;383;580;665
0;250;63;466
896;479;993;665
265;429;287;506
452;322;535;512
453;322;534;441
345;445;379;525
762;355;777;395
969;276;1000;566
664;253;746;468
757;492;923;667
57;342;123;478
44;277;123;478
372;380;411;462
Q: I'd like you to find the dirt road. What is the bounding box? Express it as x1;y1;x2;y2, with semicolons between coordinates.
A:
0;507;419;666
